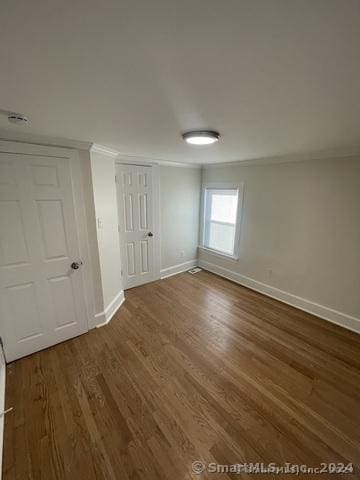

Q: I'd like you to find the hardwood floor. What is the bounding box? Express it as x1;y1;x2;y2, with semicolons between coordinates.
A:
3;270;360;479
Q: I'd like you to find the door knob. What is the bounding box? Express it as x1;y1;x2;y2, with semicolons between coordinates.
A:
147;232;153;237
71;261;82;270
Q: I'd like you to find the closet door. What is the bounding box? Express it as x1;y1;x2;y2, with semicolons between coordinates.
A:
116;164;155;289
0;150;88;362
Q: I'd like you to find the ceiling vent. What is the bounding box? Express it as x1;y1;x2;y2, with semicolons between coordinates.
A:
8;113;29;125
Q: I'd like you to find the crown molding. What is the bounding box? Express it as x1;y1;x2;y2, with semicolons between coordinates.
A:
91;144;200;167
90;143;120;157
115;152;200;168
202;146;360;168
0;129;91;151
154;159;201;168
92;145;360;168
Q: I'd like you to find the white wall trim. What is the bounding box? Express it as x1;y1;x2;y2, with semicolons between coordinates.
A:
116;154;201;168
0;139;76;158
1;135;358;168
93;145;200;167
91;143;119;158
116;156;158;167
202;147;360;168
160;259;198;279
0;344;6;479
95;290;125;327
199;259;360;334
152;164;161;281
0;130;91;151
154;160;201;168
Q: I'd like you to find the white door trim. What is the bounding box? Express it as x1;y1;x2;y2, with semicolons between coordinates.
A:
0;140;94;331
116;160;161;286
151;164;160;282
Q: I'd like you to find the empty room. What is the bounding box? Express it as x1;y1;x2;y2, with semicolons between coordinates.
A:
0;0;360;478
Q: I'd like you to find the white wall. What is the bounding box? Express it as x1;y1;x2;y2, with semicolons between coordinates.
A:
159;166;201;274
90;150;123;324
199;156;360;331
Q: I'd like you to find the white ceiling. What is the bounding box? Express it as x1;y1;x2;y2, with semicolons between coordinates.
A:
1;0;360;164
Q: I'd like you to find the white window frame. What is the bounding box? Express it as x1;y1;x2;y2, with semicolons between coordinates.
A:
199;182;244;260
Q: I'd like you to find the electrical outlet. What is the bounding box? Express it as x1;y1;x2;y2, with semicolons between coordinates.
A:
179;250;185;258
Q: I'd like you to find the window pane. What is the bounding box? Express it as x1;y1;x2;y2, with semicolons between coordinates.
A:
206;221;235;255
210;192;237;223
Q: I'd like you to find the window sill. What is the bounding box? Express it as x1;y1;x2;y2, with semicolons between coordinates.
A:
198;245;239;261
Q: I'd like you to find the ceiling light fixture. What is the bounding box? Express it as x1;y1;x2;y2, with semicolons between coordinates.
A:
182;130;220;145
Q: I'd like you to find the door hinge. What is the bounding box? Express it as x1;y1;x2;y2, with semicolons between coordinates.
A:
115;174;118;183
120;270;123;276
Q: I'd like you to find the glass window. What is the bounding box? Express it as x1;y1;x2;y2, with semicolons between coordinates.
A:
202;187;241;257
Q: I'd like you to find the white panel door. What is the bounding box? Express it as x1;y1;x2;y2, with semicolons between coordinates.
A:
116;164;155;289
0;152;88;362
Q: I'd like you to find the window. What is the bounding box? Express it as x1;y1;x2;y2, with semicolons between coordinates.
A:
201;183;243;258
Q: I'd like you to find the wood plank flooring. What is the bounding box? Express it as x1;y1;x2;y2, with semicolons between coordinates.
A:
3;270;360;479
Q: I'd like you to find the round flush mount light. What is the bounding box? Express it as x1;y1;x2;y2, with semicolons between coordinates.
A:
8;113;29;125
182;130;220;145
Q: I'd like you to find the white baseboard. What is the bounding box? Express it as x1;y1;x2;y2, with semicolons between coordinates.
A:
160;259;198;279
95;290;125;327
198;259;360;334
0;345;5;479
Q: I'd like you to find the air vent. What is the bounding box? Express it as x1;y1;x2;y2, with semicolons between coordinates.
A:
8;113;28;125
188;267;202;274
